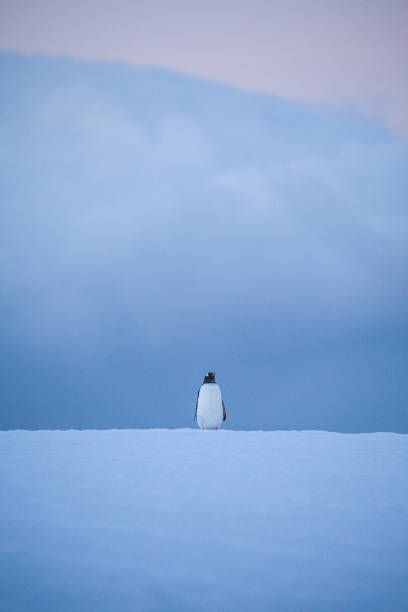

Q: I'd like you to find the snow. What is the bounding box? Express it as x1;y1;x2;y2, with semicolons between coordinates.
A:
1;429;407;611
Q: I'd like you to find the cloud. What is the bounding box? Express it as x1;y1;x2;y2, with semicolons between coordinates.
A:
0;53;407;430
1;53;406;343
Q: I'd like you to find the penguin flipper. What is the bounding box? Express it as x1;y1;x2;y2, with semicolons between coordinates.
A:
222;400;226;421
194;389;200;421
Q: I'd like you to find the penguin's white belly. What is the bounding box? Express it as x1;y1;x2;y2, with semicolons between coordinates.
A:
197;384;223;430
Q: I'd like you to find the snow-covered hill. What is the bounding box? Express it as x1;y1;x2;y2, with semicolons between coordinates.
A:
1;429;407;611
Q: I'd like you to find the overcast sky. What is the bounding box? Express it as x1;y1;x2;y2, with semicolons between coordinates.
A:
1;51;407;431
0;0;407;133
0;2;407;431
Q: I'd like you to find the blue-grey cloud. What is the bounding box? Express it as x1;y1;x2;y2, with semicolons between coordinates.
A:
1;52;407;431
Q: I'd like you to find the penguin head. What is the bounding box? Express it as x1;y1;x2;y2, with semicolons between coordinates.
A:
203;372;216;384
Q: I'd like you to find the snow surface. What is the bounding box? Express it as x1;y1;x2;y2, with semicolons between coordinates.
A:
1;429;407;612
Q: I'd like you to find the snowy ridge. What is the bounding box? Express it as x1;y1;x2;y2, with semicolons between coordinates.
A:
1;429;407;611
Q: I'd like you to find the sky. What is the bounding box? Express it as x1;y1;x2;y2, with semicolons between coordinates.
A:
0;0;407;133
0;3;407;432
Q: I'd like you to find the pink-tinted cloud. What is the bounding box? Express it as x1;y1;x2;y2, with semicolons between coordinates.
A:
1;0;407;133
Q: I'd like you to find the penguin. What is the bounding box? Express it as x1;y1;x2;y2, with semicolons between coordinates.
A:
195;372;226;430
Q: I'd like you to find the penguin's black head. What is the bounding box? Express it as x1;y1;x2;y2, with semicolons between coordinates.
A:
203;372;216;384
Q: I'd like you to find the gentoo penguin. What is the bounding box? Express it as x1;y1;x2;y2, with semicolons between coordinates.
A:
195;372;226;430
